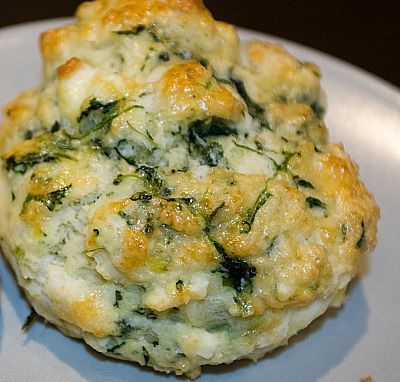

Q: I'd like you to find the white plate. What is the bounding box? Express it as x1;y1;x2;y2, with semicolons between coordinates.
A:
1;19;399;382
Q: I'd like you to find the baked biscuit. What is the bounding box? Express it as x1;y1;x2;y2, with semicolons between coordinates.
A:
0;0;379;378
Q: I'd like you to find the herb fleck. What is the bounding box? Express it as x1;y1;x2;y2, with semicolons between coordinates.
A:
212;241;256;293
176;280;184;291
134;307;158;320
107;341;126;353
293;175;314;189
306;196;327;211
356;221;366;249
241;188;272;233
142;346;150;365
114;290;123;307
22;185;71;212
230;77;269;128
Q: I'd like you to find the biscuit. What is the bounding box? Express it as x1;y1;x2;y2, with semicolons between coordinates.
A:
0;0;379;378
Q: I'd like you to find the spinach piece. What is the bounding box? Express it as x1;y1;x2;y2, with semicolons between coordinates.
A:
136;166;164;190
241;188;272;233
113;290;123;307
188;117;236;139
134;307;158;320
117;319;136;336
115;24;160;42
51;121;61;133
267;236;278;257
189;140;225;167
113;167;163;190
115;24;146;36
356;221;366;249
277;151;297;171
158;51;170;62
130;192;153;202
24;130;34;140
306;196;327;211
78;99;119;136
118;210;136;228
212;240;256;293
341;224;348;242
188;118;231;167
176;280;184;291
144;223;153;235
293;175;314;189
142;346;150;365
230;77;269;128
107;341;126;354
115;139;155;166
113;173;142;185
233;140;279;170
23;185;71;212
311;101;325;118
6;153;57;175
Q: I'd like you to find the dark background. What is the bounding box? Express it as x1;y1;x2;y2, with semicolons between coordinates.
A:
1;0;399;87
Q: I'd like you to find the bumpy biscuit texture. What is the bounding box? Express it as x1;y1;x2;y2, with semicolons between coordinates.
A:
0;0;379;377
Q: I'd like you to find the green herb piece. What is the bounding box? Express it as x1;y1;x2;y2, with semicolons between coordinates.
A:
115;24;160;42
176;280;184;291
115;138;152;166
22;308;39;331
117;319;136;336
189;117;236;139
114;290;123;307
144;223;153;235
305;196;327;211
158;51;170;62
22;185;71;212
293;175;315;189
6;153;57;175
188;118;232;167
230;77;269;128
113;173;142;185
241;188;272;233
118;211;136;228
311;101;325;118
6;131;75;175
115;24;146;35
51;121;61;133
212;240;256;293
164;196;194;204
130;192;153;202
107;341;126;353
24;130;34;140
189;139;225;167
142;346;150;365
233;140;279;170
356;221;366;249
136;166;164;190
134;307;158;320
277;151;296;171
205;202;225;234
341;224;348;242
77;98;120;137
267;236;278;257
15;245;25;259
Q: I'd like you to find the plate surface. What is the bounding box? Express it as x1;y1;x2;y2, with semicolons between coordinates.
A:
1;19;399;382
